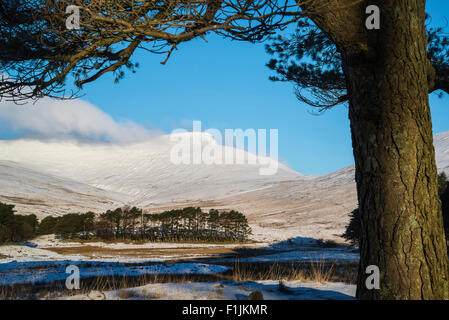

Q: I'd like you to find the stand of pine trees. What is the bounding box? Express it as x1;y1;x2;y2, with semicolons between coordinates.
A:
36;206;251;243
39;212;95;239
0;203;38;243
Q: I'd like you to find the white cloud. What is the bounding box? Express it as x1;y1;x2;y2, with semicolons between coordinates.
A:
0;98;158;143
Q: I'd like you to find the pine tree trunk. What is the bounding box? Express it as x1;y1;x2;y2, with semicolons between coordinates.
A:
341;0;449;299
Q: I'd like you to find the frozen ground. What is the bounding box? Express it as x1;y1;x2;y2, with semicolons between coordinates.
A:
0;234;268;263
57;280;356;300
0;235;358;298
0;235;358;266
0;244;88;263
0;261;229;286
214;248;358;263
0;243;233;264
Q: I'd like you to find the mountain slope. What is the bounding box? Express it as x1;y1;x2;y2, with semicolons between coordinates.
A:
0;133;301;205
0;160;128;217
435;130;449;174
0;130;448;242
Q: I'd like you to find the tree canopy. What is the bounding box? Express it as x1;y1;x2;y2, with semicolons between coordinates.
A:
36;206;252;243
265;16;449;111
0;0;316;101
0;203;38;243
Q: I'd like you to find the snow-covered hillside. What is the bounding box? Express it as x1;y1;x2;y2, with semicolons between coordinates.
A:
0;133;300;204
0;160;128;217
0;130;448;242
435;130;449;175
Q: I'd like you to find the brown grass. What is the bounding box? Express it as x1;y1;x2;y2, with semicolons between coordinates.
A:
45;245;237;259
229;260;356;284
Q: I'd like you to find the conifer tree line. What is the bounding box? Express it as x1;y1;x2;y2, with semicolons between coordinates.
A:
0;203;38;243
94;207;251;242
0;205;252;244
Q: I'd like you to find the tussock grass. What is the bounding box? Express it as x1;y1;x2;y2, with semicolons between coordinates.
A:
229;260;356;284
0;260;357;300
1;273;204;300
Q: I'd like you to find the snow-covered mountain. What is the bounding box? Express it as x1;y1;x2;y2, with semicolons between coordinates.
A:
0;133;300;204
0;133;303;226
0;130;448;242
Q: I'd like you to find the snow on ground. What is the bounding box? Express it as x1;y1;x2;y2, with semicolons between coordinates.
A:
0;261;229;286
0;236;359;290
58;280;356;300
246;237;358;262
435;130;449;175
0;235;269;264
0;243;231;264
210;237;359;263
0;235;359;265
0;244;88;263
216;248;358;263
0;237;358;300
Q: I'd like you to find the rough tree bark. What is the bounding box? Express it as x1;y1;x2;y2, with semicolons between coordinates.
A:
303;0;449;299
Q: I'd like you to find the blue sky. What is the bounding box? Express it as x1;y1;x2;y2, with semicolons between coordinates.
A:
2;2;449;175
